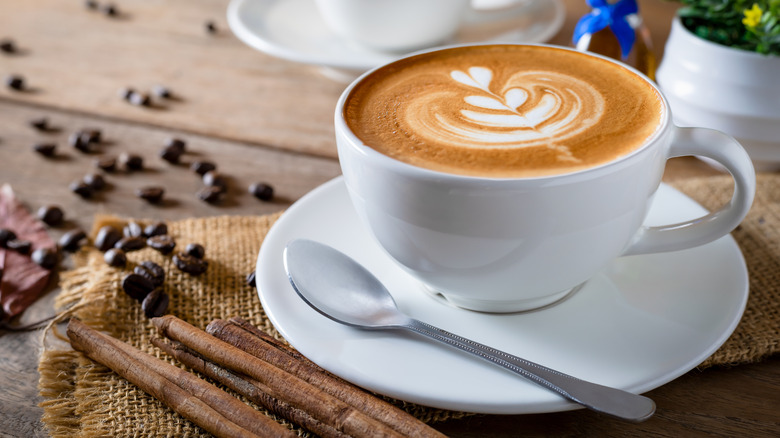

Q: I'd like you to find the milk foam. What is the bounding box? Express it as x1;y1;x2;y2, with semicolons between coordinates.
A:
403;67;605;161
344;45;663;177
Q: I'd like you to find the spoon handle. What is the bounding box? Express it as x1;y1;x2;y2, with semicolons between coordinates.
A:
403;319;655;422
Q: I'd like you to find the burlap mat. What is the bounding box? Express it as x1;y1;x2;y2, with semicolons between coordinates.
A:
38;212;465;438
38;173;780;437
673;173;780;367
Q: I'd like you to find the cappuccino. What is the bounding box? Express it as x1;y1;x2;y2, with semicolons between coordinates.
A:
344;45;664;177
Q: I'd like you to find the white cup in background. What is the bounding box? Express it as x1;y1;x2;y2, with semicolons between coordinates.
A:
314;0;535;52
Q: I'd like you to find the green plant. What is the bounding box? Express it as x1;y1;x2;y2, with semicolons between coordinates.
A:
673;0;780;55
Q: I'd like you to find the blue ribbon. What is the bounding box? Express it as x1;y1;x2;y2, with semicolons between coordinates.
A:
573;0;638;59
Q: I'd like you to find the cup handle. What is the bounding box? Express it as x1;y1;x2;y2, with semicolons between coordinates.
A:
622;126;756;256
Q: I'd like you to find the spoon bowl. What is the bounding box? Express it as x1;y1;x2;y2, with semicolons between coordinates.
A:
285;239;410;328
283;238;655;422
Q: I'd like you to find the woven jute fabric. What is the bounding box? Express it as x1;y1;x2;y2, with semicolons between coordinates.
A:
672;173;780;368
38;173;780;436
38;213;465;438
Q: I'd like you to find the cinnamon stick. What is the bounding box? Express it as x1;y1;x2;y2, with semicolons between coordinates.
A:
152;315;406;438
211;318;446;438
102;332;294;438
229;317;320;367
66;319;285;438
152;337;349;438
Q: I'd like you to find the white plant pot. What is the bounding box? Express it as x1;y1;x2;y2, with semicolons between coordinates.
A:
657;17;780;170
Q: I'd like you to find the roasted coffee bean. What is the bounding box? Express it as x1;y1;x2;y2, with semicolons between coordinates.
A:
37;205;64;227
160;138;185;163
128;91;150;106
32;247;59;270
153;85;172;98
121;273;155;301
190;161;216;175
82;173;106;191
119;152;144;171
135;261;165;287
159;145;182;164
246;270;256;288
95;155;117;172
69;180;93;199
78;132;95;147
118;87;134;100
173;252;208;276
59;229;87;252
95;225;122;251
104;248;127;267
69;132;93;153
142;288;169;318
29;117;50;131
32;143;57;157
202;171;227;191
205;21;217;34
136;186;165;204
0;229;17;248
103;3;118;16
196;186;223;204
80;128;102;144
185;243;205;259
115;236;146;252
7;239;31;255
249;182;274;201
5;74;24;91
0;39;16;54
144;221;168;237
123;221;144;238
141;260;166;282
165;137;186;152
147;234;176;254
133;266;158;287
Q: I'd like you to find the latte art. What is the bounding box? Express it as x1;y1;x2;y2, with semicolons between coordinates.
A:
344;45;663;177
406;66;605;161
455;68;569;130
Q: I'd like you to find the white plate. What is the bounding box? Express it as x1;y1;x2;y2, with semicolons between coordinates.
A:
227;0;565;72
256;177;748;414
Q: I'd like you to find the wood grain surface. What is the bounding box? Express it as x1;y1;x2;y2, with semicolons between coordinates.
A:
1;0;778;437
0;100;341;222
0;0;346;158
0;0;677;159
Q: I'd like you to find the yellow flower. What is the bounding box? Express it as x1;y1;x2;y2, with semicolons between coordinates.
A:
743;3;763;28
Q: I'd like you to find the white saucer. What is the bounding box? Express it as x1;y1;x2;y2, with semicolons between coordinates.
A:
256;177;748;414
227;0;565;73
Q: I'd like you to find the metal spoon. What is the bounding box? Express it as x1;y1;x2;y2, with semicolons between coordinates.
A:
283;238;656;422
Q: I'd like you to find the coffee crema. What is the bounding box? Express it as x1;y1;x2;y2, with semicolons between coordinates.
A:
344;45;664;177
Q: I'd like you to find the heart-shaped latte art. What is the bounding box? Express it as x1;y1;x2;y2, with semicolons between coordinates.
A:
404;66;606;161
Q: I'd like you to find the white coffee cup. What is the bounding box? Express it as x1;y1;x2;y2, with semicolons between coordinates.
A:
335;44;756;313
314;0;535;52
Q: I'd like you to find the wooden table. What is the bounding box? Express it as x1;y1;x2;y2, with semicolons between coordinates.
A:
1;1;778;436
